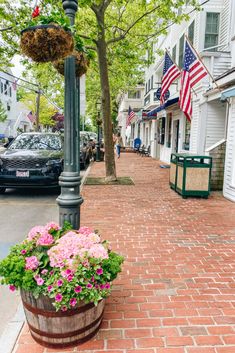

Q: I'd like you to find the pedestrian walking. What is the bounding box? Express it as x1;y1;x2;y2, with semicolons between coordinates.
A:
114;132;123;158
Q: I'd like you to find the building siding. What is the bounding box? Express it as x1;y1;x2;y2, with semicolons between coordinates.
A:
223;97;235;201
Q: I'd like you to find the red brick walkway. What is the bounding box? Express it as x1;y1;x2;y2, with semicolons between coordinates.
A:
13;153;235;353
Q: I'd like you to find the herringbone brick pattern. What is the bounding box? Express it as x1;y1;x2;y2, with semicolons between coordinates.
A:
13;153;235;353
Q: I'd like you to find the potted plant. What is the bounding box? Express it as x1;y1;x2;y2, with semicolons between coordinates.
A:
0;222;124;348
20;9;74;63
52;37;92;77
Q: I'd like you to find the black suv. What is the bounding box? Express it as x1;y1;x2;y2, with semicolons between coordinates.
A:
0;132;63;193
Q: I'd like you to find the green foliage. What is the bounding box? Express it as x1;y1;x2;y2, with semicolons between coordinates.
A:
0;100;7;122
27;9;71;31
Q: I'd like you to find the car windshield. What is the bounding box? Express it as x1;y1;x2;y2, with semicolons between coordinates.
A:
9;134;62;151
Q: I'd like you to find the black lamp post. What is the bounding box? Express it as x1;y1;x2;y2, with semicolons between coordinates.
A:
56;0;83;229
96;99;102;162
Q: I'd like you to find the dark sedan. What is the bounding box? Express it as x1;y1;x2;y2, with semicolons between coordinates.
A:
0;132;63;194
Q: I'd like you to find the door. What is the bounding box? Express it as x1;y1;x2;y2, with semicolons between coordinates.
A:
172;120;179;153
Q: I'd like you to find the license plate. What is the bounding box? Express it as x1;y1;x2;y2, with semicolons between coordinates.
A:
16;170;29;177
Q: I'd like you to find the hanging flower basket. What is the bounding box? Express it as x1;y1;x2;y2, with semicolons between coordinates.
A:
20;24;74;63
53;50;90;77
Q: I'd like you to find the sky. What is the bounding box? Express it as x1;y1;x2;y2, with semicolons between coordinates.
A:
11;55;24;77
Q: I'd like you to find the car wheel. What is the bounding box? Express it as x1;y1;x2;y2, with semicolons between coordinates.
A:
0;187;6;194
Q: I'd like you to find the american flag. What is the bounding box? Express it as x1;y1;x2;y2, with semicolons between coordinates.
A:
179;39;207;121
27;111;36;123
126;106;136;127
160;51;181;104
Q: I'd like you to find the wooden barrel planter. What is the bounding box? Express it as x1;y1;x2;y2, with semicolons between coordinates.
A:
20;24;74;63
20;289;105;348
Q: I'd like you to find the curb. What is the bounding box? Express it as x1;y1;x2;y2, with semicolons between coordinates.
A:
0;303;25;353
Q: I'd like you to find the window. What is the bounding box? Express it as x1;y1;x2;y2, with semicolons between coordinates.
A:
183;118;191;150
0;81;3;94
188;21;195;45
9;86;12;97
128;90;141;99
166;113;172;148
178;35;185;68
205;12;220;51
151;75;153;89
172;45;176;63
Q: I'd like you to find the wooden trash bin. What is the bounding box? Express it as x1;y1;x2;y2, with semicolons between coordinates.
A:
173;154;212;198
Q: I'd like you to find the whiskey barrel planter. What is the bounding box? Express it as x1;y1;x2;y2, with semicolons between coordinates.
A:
20;289;105;348
20;24;74;63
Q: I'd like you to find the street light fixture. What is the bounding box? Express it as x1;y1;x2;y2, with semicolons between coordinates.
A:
56;0;83;229
96;98;102;162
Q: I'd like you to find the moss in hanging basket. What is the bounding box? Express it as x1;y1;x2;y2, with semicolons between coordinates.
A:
20;24;74;63
53;50;90;77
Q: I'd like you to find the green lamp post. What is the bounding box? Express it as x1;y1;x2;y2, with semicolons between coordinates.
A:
56;0;83;229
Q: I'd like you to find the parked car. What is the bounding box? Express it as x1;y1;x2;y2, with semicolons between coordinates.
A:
80;131;93;169
0;132;63;193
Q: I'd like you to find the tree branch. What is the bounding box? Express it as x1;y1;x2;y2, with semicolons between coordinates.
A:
107;4;161;45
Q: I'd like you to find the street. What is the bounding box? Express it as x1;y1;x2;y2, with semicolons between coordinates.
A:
0;169;86;339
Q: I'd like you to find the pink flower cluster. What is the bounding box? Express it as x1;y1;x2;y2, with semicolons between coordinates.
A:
27;222;60;242
25;256;39;270
48;228;108;269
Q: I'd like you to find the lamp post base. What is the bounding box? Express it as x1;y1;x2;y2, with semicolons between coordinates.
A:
56;172;83;229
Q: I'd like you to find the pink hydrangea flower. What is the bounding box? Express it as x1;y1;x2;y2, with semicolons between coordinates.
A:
9;285;16;292
88;244;108;259
70;298;77;307
25;256;39;270
45;222;60;232
27;226;45;241
55;293;63;302
36;231;54;246
78;226;93;235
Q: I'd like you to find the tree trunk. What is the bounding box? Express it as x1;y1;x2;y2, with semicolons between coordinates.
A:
96;12;117;181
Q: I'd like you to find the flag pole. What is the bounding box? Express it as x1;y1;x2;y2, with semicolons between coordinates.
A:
184;34;221;91
165;48;198;97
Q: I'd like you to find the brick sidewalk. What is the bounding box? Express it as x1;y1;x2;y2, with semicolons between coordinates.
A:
13;153;235;353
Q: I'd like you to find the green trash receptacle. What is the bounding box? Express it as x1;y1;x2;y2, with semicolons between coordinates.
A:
173;154;212;198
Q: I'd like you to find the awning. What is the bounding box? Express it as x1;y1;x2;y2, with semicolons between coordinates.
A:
147;97;179;117
221;86;235;101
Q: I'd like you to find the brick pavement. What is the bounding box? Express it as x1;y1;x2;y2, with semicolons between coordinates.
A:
13;153;235;353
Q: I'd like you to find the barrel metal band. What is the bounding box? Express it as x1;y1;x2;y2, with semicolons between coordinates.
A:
30;320;102;348
28;309;104;338
22;299;97;317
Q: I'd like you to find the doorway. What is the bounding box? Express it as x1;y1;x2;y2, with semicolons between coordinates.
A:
172;120;179;153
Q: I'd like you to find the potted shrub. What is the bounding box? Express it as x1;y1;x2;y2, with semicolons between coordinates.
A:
20;10;74;63
0;222;124;348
